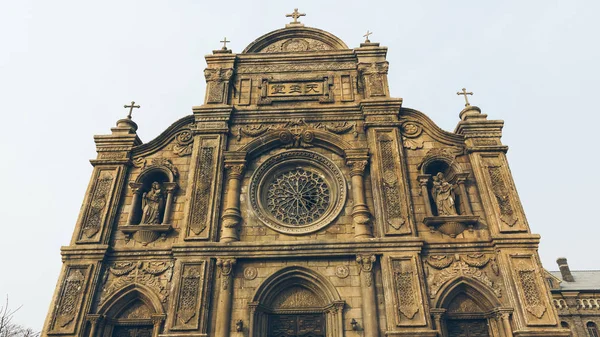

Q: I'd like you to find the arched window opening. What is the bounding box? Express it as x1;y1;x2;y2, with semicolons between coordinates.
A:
561;321;572;336
587;322;599;337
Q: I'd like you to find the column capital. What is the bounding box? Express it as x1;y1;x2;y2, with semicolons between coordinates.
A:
356;254;376;273
86;314;104;324
216;258;237;276
128;182;143;193
417;174;431;186
151;314;166;325
224;163;246;179
347;160;368;177
162;182;178;193
455;172;469;184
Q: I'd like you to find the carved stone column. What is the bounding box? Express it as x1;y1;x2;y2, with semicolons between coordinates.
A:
356;254;379;337
220;161;245;242
498;311;513;337
162;182;177;224
150;315;165;337
430;309;446;337
455;173;472;215
86;314;102;337
126;182;143;225
417;174;433;217
215;258;236;337
347;159;373;239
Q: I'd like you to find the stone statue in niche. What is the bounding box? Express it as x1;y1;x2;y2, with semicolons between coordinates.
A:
432;173;458;216
140;182;165;224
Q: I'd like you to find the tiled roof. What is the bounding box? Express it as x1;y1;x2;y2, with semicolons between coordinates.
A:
550;270;600;291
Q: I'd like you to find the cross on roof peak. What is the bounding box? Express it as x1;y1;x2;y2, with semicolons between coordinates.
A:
286;8;306;24
363;30;373;43
457;88;474;107
220;37;230;50
123;101;141;119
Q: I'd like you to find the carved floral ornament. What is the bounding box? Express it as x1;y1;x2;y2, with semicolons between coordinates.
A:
249;150;347;235
401;122;424;150
99;261;174;306
236;119;358;142
425;254;501;299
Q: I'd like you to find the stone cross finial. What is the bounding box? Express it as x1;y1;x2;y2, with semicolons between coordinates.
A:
363;30;373;43
220;37;230;50
123;101;140;119
457;88;474;107
286;8;305;24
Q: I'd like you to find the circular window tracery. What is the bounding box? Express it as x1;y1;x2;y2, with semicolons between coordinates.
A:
250;150;346;234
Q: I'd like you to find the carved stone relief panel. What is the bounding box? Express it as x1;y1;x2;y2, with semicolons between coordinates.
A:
185;137;221;240
204;68;233;104
99;261;174;307
481;155;525;232
258;38;333;53
257;76;334;105
48;265;91;334
425;254;502;300
77;167;119;243
235;62;356;75
358;62;389;98
372;131;411;235
509;254;556;326
171;261;211;331
382;255;427;328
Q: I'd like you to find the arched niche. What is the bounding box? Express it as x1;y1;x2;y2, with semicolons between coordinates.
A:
121;159;178;245
92;285;165;337
248;266;345;337
417;149;478;237
431;278;510;337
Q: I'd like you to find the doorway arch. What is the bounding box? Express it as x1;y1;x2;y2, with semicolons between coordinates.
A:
249;266;345;337
432;278;511;337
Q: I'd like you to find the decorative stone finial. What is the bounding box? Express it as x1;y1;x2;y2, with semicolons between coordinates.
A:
114;101;140;133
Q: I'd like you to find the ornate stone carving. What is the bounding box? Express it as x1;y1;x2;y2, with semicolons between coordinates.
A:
378;137;406;230
173;130;194;156
514;261;547;319
188;147;215;235
236;62;356;74
80;171;114;239
357;255;376;287
175;264;202;326
358;62;389;97
250;150;346;234
271;286;325;309
237;124;271;141
204;68;233;104
216;258;236;290
395;271;419;319
462;253;490;268
487;165;518;227
244;267;258;280
146;158;179;177
100;261;173;305
51;268;86;332
418;148;463;171
267;168;330;225
401;122;424;150
259;38;333;53
335;265;349;279
315;121;358;138
348;160;368;177
428;258;501;299
132;157;146;168
426;255;455;270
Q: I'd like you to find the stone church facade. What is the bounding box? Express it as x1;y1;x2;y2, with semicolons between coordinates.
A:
43;13;576;337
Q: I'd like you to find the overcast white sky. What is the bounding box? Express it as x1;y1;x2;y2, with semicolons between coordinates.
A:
1;0;599;329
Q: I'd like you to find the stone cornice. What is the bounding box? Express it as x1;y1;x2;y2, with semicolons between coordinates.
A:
60;245;109;261
170;238;424;258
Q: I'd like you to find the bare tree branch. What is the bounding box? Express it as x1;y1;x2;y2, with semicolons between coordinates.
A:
0;296;39;337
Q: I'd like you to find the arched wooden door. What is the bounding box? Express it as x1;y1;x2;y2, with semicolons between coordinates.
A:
268;313;326;337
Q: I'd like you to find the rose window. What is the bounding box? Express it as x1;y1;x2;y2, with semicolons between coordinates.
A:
266;168;331;225
250;150;346;234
